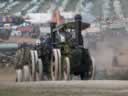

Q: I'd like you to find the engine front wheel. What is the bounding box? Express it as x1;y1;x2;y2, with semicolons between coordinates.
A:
16;69;23;82
37;59;43;80
80;56;95;80
63;57;70;80
23;65;30;81
88;56;96;80
50;49;59;80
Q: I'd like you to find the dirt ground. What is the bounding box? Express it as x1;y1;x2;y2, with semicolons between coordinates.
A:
0;81;128;96
0;67;15;81
0;66;128;96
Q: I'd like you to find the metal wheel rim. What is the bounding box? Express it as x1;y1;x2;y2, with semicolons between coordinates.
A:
16;69;23;82
89;56;95;80
34;50;38;63
51;49;59;80
23;65;30;81
34;50;40;81
38;59;43;80
63;57;70;80
30;50;36;81
57;49;61;80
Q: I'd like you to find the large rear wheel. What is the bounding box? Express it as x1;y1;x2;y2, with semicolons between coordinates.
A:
34;50;38;64
57;49;62;80
51;49;59;80
34;50;40;81
30;50;36;81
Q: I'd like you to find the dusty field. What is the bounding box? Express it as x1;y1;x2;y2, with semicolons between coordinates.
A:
0;81;128;96
0;67;15;81
0;64;128;96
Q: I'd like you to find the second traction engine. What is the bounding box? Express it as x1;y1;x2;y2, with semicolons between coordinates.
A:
15;14;95;81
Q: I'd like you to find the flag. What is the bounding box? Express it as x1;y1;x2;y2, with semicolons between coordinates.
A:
52;10;64;25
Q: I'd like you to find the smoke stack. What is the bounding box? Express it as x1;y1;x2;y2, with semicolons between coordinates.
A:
75;14;83;46
50;22;56;47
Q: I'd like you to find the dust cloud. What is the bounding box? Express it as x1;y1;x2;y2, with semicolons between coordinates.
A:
85;28;128;80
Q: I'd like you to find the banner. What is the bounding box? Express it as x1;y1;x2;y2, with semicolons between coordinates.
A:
16;26;33;32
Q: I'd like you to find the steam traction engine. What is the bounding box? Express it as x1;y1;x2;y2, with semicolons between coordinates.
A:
15;15;95;81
